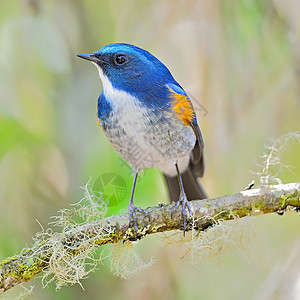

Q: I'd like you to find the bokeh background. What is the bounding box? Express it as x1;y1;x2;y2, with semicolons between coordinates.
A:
1;0;300;299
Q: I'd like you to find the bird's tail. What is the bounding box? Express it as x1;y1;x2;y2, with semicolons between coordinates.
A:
163;165;207;203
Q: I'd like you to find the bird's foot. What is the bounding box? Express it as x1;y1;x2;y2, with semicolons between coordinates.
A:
171;192;192;232
128;203;150;234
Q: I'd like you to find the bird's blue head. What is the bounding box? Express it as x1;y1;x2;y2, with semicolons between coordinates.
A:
77;43;183;107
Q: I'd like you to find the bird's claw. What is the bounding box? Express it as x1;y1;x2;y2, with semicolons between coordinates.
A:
171;192;192;232
128;203;150;234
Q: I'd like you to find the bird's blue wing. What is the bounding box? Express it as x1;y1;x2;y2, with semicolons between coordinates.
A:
167;82;187;96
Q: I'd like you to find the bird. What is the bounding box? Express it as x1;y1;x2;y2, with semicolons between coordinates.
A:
77;43;207;233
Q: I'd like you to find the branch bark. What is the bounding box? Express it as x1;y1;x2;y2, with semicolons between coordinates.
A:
1;182;300;294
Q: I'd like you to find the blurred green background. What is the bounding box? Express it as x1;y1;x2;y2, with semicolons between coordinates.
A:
1;0;300;299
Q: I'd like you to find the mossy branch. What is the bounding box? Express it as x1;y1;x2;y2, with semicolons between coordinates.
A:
1;182;300;294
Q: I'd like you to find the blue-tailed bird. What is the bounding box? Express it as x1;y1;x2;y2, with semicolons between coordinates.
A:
77;43;207;232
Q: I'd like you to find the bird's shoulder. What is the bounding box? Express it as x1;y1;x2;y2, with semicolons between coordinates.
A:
166;83;197;126
167;83;205;176
97;92;113;121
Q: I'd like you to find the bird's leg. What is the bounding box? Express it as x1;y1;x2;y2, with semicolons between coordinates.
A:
171;163;192;232
128;172;150;233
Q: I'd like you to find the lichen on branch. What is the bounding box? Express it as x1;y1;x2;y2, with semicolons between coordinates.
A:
0;182;300;295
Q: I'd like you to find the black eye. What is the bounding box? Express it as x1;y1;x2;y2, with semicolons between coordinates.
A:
114;54;127;65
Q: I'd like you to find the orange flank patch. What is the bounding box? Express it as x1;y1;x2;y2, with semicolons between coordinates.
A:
97;118;102;130
169;88;195;125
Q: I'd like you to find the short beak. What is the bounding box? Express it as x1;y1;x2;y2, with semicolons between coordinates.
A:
77;53;105;64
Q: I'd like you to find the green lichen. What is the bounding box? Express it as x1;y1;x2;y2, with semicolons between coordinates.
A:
251;197;268;213
280;190;300;208
0;256;17;267
1;183;299;293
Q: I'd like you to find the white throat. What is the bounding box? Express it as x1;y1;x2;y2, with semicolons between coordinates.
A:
94;64;138;110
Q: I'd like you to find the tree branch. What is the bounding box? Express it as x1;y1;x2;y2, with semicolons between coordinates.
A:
1;182;300;294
